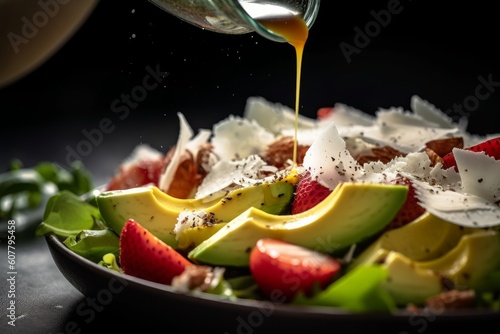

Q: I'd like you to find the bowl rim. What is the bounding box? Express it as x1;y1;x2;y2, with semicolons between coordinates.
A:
45;233;500;321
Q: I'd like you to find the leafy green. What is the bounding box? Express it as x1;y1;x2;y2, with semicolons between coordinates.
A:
64;229;120;263
225;275;262;299
33;186;120;263
293;264;397;313
205;279;239;300
35;161;92;195
476;270;500;310
98;253;123;273
0;169;45;219
0;160;93;224
477;292;500;310
35;190;102;239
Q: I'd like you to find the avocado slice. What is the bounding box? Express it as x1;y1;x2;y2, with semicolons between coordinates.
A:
188;182;408;266
365;230;500;305
419;230;500;292
348;212;475;268
378;252;443;305
175;180;295;251
96;179;295;248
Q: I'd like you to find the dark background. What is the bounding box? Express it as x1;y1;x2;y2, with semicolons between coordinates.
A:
0;3;499;333
1;0;499;184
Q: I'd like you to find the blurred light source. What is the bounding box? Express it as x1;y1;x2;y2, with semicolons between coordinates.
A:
0;0;100;88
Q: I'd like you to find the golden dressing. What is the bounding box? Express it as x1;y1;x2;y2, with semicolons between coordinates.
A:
258;15;309;167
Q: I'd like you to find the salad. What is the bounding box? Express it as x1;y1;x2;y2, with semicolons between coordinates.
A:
35;95;500;313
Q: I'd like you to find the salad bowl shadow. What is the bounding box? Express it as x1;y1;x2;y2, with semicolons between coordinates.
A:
45;234;499;334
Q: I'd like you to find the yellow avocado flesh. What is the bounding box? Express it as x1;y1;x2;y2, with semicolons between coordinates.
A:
176;224;227;251
348;212;475;268
380;252;443;305
379;230;500;306
188;182;408;267
97;180;295;248
97;186;217;247
176;180;295;251
418;230;500;291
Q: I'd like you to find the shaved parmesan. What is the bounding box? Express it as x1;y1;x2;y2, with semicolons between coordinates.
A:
454;149;500;204
243;96;317;134
318;103;375;127
158;112;201;192
410;95;462;130
303;122;364;190
211;115;275;161
195;155;276;199
161;95;500;229
413;179;500;228
340;121;458;153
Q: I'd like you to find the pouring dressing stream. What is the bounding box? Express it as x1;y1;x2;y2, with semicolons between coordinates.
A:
149;0;317;166
257;14;309;167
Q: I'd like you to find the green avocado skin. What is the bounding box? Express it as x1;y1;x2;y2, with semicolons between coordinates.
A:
188;182;409;267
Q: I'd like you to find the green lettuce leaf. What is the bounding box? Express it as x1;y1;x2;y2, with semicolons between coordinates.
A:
64;229;120;263
293;264;397;313
35;190;102;239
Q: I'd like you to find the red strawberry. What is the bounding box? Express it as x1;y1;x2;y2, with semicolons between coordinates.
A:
385;177;425;230
120;219;192;285
249;238;342;301
291;171;332;214
442;136;500;171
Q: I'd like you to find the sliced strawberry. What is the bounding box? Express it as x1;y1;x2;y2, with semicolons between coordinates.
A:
441;136;500;171
120;219;192;285
106;158;164;190
291;171;332;214
385;177;425;230
249;238;341;301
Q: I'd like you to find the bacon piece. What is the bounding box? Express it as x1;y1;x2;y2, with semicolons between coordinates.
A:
425;137;464;157
425;290;476;310
261;135;309;169
355;146;406;165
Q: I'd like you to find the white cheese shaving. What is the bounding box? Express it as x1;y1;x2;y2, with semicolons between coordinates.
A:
360;152;433;184
339;120;459;153
454;149;500;204
303;122;364;190
158;112;194;193
413;179;500;228
324;98;461;153
298;110;500;228
410;95;463;130
158;112;212;193
174;209;209;237
194;154;276;199
210;115;275;161
318;102;375;127
164;95;500;229
243;96;317;135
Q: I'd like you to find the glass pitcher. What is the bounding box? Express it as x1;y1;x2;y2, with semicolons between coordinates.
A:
148;0;321;43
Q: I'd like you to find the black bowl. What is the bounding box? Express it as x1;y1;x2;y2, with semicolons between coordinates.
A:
46;233;499;333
